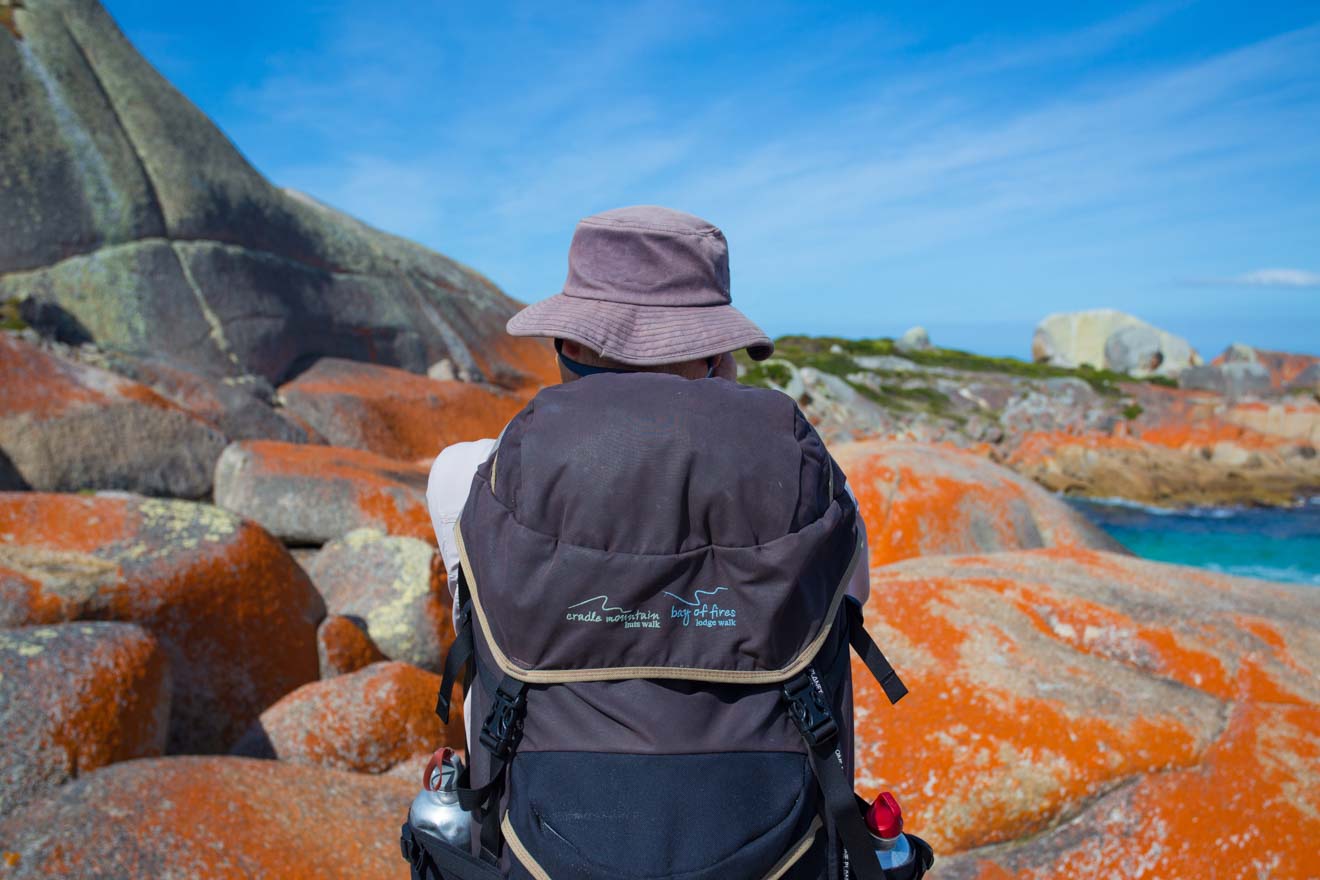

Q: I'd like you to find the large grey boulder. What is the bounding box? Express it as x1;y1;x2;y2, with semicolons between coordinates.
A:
0;0;551;389
1180;362;1273;399
0;622;170;818
304;529;453;673
0;333;227;497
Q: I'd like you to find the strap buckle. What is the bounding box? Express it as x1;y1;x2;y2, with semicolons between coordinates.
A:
479;682;526;760
782;674;838;748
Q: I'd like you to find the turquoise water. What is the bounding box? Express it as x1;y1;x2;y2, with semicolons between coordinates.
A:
1068;497;1320;586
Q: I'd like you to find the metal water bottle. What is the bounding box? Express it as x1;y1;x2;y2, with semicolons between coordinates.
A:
408;747;472;851
866;791;914;874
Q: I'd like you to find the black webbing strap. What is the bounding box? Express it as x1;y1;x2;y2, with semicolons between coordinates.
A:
784;670;886;880
436;601;474;725
845;598;909;705
446;673;527;864
401;822;504;880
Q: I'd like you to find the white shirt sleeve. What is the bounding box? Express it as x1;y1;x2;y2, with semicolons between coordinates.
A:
426;437;499;601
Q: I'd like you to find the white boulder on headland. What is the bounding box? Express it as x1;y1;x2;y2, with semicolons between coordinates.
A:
1032;309;1201;377
896;326;932;353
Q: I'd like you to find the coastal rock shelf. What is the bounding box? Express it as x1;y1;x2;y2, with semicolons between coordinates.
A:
850;547;1319;878
738;336;1320;508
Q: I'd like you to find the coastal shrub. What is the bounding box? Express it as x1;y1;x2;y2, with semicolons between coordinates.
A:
1122;403;1144;420
0;299;26;332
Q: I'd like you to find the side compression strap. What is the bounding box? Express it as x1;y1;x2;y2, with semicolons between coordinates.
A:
845;597;908;705
784;670;886;880
436;567;476;725
436;602;473;725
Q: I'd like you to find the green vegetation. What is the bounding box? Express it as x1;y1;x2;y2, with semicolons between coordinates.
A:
1122;403;1145;420
0;299;27;332
736;334;1158;397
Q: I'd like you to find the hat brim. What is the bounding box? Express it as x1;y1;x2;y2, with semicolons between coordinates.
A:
506;294;774;366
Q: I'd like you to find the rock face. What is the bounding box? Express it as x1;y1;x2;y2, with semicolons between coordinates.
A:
278;358;525;461
1033;310;1200;376
0;622;170;818
213;441;433;545
1213;344;1320;390
0;333;227;496
1179;361;1273;399
231;661;462;773
0;756;416;878
95;351;308;444
305;529;453;672
833;441;1123;566
850;548;1320;874
0;493;323;752
317;614;388;679
0;0;554;391
896;326;932;353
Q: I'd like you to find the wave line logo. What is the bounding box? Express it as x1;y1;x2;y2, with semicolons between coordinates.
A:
567;595;632;614
662;586;728;606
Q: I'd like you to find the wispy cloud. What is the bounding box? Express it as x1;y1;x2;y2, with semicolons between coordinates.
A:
1190;269;1320;288
205;1;1320;354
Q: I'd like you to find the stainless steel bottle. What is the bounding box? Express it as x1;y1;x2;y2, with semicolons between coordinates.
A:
408;747;472;851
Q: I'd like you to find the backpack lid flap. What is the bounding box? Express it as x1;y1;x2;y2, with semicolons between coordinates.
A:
456;374;859;684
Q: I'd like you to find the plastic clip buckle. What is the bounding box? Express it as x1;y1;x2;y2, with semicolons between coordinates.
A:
479;684;526;760
783;675;838;748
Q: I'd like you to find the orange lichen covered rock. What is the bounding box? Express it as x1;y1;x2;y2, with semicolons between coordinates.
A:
851;548;1319;870
306;529;453;672
279;358;526;461
833;440;1121;567
0;334;226;497
0;623;170;818
318;614;389;678
0;757;415;878
939;701;1319;880
213;440;433;544
231;661;463;773
0;493;323;753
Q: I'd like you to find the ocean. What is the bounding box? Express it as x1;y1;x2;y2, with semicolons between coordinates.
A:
1069;497;1320;587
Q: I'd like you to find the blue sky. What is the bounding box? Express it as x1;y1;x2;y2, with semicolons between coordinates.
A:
106;0;1319;358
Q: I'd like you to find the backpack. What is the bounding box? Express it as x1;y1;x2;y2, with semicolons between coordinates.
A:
402;373;933;880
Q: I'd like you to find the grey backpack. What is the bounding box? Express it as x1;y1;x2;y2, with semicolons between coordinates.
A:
403;372;932;880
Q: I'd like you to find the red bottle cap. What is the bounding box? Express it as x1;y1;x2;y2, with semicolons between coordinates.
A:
866;791;904;839
423;747;455;791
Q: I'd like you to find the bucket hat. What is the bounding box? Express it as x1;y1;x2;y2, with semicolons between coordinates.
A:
506;206;774;365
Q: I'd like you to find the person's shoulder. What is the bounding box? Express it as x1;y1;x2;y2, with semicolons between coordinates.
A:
427;438;500;512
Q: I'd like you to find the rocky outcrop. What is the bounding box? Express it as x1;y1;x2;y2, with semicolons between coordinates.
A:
0;493;323;752
231;661;462;773
0;0;554;390
0;333;227;496
745;336;1319;507
896;326;931;353
305;529;453;672
278;358;525;461
317;614;388;679
213;441;433;545
0;622;170;818
850;548;1319;871
833;441;1123;566
0;756;416;878
1032;310;1200;377
1212;344;1320;390
1178;361;1273;399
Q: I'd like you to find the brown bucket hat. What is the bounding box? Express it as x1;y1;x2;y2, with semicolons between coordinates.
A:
506;206;774;365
